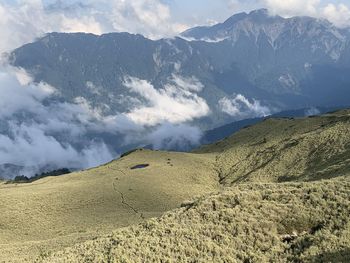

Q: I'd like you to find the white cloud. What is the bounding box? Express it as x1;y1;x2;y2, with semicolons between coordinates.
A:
0;66;117;176
322;3;350;27
146;123;203;151
264;0;320;17
0;67;212;177
305;107;321;116
170;74;204;92
0;67;55;118
59;15;102;34
106;0;188;39
123;76;210;126
0;0;190;54
0;0;103;54
0;123;112;176
219;94;271;119
86;81;102;95
263;0;350;27
227;0;241;10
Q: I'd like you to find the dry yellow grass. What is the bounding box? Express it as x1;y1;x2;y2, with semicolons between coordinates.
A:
0;150;219;262
43;176;350;263
2;109;350;262
198;110;350;184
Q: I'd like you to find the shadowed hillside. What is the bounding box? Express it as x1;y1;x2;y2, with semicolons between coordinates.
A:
1;110;349;262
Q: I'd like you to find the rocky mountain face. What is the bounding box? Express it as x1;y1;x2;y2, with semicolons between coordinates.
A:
10;9;350;130
182;9;350;105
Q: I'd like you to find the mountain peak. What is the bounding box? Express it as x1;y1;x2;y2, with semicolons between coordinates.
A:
249;8;269;16
222;9;270;26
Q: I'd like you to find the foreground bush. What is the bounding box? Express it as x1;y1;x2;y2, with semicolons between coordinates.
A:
42;176;350;262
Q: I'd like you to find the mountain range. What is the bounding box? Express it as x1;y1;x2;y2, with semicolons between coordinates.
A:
1;8;350;262
10;8;350;127
2;8;350;178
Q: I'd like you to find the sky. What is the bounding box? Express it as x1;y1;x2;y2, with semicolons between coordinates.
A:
0;0;350;54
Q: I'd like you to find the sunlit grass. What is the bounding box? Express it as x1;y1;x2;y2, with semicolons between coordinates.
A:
1;110;350;262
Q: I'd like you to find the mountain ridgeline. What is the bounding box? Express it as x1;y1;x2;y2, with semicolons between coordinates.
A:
10;9;350;129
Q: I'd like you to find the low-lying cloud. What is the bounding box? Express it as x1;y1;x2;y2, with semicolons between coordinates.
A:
146;123;203;151
305;107;321;116
0;123;112;176
124;75;210;126
219;94;271;119
0;66;210;178
0;66;116;177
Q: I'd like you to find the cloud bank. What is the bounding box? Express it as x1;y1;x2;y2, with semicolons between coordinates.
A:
0;0;189;54
1;0;350;55
0;65;210;178
0;0;345;178
0;66;116;177
219;94;271;119
262;0;350;27
124;76;210;126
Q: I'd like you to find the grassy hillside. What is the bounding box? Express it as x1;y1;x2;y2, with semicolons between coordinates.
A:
198;109;350;185
1;110;350;262
43;176;350;263
0;150;218;262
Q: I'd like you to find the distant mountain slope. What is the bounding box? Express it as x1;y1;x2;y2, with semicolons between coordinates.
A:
10;9;350;131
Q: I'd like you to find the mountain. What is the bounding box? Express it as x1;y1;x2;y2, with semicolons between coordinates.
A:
9;32;231;129
181;9;350;105
1;109;350;262
5;9;350;179
10;9;350;131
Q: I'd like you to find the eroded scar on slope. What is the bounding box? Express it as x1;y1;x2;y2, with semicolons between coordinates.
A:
111;168;145;219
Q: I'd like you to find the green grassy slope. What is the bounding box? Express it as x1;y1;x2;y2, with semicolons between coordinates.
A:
198;109;350;185
43;176;350;263
0;150;218;262
2;110;350;262
41;109;350;262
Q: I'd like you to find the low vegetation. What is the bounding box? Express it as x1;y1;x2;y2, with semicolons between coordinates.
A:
0;150;218;262
43;176;350;262
198;109;350;184
1;110;350;262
